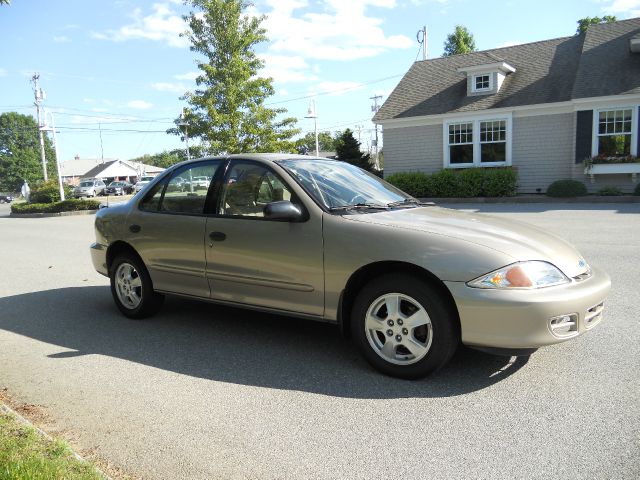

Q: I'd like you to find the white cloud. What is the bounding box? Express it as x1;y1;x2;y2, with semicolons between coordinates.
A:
0;68;7;77
255;0;413;61
258;54;318;83
92;3;188;47
601;0;640;16
127;100;153;109
174;71;199;81
150;82;188;93
53;36;71;43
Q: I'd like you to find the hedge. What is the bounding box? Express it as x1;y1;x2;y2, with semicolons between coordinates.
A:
386;167;517;198
546;179;587;198
29;180;74;204
11;199;101;214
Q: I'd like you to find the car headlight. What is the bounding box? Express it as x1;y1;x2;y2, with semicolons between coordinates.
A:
467;261;569;289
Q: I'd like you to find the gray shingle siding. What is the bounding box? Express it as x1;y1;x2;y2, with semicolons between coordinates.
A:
382;125;443;175
512;114;574;193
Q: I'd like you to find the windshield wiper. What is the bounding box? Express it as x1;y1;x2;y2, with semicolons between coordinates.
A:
387;199;434;208
329;203;389;212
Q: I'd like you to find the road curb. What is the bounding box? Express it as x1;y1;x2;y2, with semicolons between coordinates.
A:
419;195;640;203
0;402;112;479
9;209;98;218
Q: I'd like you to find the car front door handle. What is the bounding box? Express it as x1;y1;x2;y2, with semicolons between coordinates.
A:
209;231;226;242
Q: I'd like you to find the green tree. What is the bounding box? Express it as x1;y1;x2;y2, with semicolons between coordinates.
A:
335;129;372;171
443;25;477;56
0;112;57;192
172;0;299;154
295;131;337;154
576;16;617;35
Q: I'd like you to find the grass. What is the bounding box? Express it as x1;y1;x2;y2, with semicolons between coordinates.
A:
0;410;103;480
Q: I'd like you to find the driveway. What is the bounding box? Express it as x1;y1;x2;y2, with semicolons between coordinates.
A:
0;204;638;479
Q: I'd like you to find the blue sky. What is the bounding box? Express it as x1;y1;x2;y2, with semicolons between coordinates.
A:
1;0;639;163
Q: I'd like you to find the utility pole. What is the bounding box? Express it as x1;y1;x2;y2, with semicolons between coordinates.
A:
417;26;427;60
370;95;383;170
355;124;363;144
177;110;191;161
42;111;65;201
98;123;104;163
31;73;48;181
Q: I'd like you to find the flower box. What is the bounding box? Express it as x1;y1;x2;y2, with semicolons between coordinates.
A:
584;162;640;183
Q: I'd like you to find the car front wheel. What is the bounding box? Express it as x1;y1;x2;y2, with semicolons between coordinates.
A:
351;274;459;379
110;254;164;319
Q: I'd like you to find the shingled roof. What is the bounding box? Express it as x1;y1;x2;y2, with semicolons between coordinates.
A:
374;17;640;122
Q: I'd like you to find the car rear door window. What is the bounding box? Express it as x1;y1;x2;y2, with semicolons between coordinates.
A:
159;163;219;215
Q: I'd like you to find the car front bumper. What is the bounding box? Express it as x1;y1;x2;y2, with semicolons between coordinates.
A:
445;266;611;349
90;242;109;277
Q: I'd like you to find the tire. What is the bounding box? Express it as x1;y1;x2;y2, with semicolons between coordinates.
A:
350;274;459;379
109;253;164;319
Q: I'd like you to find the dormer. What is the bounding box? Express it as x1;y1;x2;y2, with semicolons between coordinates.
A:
457;61;516;96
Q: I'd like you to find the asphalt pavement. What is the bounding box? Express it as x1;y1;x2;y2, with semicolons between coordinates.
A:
0;203;638;479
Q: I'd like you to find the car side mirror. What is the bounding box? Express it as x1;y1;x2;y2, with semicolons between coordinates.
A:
264;200;303;221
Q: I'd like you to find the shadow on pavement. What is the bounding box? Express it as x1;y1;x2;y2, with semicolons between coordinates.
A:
0;286;530;399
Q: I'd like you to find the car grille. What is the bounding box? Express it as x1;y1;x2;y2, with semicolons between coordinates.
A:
584;302;604;329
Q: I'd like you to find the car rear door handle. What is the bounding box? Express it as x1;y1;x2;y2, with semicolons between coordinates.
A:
209;231;226;241
129;224;141;233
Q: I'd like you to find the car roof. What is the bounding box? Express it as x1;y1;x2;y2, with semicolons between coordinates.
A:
173;153;337;170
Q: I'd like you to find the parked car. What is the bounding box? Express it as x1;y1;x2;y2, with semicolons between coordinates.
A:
0;194;13;203
134;176;155;193
91;154;611;379
74;179;106;198
105;181;134;196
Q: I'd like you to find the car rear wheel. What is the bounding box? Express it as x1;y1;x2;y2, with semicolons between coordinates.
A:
110;254;164;319
351;274;458;379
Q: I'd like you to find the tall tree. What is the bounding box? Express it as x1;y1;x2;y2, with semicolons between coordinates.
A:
0;112;56;192
173;0;299;154
443;25;477;56
576;16;617;35
335;129;372;171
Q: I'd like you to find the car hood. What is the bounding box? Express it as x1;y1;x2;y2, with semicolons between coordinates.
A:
343;206;589;278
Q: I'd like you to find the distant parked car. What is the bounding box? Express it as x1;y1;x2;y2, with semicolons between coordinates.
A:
73;179;106;198
105;181;134;196
134;176;155;193
0;194;13;203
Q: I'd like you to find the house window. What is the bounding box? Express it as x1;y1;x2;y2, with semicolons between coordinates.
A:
480;120;506;162
444;116;511;167
597;109;632;156
474;74;490;91
448;122;473;164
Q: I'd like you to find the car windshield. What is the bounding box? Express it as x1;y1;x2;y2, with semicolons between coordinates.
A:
277;159;413;210
79;181;93;187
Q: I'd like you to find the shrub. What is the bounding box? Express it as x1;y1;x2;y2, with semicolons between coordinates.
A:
546;179;587;197
11;199;101;214
386;167;517;198
597;186;623;196
29;180;67;203
635;183;640;196
385;172;430;197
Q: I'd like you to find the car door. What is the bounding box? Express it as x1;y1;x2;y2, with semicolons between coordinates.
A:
205;160;324;317
125;160;223;298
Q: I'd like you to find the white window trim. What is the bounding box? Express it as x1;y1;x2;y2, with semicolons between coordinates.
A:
443;115;512;168
472;73;492;93
591;106;638;157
